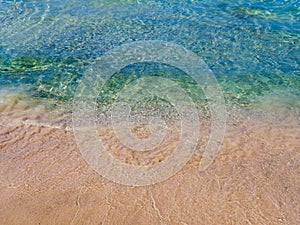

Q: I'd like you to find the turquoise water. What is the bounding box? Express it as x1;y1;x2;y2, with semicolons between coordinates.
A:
0;0;299;115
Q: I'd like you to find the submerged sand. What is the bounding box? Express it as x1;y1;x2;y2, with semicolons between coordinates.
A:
0;111;299;225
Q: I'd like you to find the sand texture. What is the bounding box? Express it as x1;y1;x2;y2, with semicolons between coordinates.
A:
0;117;299;225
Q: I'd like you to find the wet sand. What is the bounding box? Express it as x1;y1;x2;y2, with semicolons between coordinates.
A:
0;112;299;225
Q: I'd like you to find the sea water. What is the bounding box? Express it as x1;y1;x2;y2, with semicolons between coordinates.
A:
0;0;299;126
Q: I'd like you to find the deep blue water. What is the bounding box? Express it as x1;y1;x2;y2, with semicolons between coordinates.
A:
0;0;299;111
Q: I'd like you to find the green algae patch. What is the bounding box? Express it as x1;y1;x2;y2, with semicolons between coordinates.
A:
0;56;53;73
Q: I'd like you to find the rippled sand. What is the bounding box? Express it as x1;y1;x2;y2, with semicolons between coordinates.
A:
0;107;299;224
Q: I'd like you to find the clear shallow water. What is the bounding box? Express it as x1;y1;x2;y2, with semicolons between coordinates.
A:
0;0;299;118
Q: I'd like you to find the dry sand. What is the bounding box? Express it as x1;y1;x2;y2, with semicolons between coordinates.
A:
0;110;299;225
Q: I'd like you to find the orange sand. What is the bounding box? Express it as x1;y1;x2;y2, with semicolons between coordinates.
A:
0;113;299;224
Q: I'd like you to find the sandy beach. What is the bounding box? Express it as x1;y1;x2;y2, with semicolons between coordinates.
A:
0;111;299;224
1;1;299;224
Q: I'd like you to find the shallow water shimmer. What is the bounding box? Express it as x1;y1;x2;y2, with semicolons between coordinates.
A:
0;0;300;224
1;0;299;112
